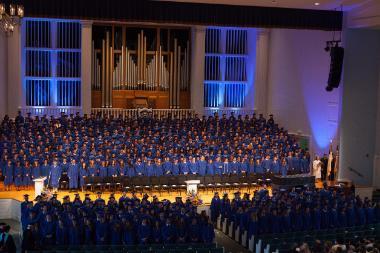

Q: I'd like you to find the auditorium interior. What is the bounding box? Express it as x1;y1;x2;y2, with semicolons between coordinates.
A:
1;0;380;253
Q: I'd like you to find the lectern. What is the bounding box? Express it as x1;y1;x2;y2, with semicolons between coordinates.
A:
33;177;47;197
184;180;200;194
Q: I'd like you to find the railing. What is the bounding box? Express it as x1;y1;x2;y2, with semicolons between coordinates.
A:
20;107;82;117
91;108;196;120
204;108;256;117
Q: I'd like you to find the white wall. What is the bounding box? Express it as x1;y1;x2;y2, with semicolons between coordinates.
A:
0;33;8;119
0;199;21;222
339;29;380;186
266;29;341;156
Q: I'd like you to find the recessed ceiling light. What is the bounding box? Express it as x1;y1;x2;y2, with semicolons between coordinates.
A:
314;2;320;5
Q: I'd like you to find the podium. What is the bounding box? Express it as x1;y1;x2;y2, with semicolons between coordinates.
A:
184;180;200;194
33;177;47;197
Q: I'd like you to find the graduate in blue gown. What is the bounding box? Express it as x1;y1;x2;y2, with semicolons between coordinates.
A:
41;214;55;246
68;158;79;189
161;219;176;243
188;218;200;242
171;158;180;176
280;159;288;176
79;161;89;188
3;160;13;190
135;159;145;176
55;219;68;245
152;221;162;244
271;156;280;174
14;160;23;190
122;219;135;245
202;220;215;243
179;157;190;175
210;192;221;223
31;159;40;181
98;160;108;178
197;156;207;176
95;216;108;245
248;158;255;175
69;219;81;245
49;159;62;190
262;155;273;173
88;158;98;177
84;218;94;245
176;218;187;243
137;219;151;244
163;157;173;176
154;159;164;177
23;161;33;187
189;157;199;175
254;159;263;174
110;222;122;245
230;157;240;174
145;159;155;177
107;159;118;177
213;157;223;176
206;158;214;175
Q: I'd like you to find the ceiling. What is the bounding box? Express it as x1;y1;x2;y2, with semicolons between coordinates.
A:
162;0;369;11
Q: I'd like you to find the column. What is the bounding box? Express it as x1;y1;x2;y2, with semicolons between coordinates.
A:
245;28;257;111
0;33;8;119
81;21;93;115
253;29;270;116
190;26;205;116
7;24;22;117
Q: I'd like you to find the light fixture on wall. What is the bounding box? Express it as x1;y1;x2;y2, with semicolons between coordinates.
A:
0;3;24;36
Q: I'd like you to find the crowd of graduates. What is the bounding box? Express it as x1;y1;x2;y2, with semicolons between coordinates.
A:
210;184;380;240
0;111;310;190
21;192;215;253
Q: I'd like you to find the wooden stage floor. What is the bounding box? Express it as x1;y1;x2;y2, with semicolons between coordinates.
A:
0;180;330;205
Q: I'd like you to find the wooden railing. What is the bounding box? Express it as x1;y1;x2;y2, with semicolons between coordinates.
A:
91;108;196;120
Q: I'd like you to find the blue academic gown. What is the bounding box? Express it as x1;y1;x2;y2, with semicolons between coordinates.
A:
189;162;198;174
96;221;108;245
123;227;135;245
210;197;221;222
55;225;68;245
206;162;214;175
161;224;176;243
202;224;215;243
171;163;179;175
14;166;23;187
280;165;288;176
69;225;81;245
163;161;173;175
98;166;108;178
154;164;163;177
23;166;32;186
271;161;280;174
68;164;79;189
79;166;88;187
107;166;118;177
198;161;207;176
3;164;13;186
32;166;41;179
138;224;151;244
135;163;145;176
50;165;62;188
180;162;190;175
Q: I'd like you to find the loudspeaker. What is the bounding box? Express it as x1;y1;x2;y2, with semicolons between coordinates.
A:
327;46;344;90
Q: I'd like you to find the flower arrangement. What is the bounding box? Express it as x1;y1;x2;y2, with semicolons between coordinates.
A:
187;189;203;206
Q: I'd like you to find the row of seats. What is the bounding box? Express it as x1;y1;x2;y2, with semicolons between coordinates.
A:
261;223;380;252
80;174;277;193
28;243;223;253
216;215;380;253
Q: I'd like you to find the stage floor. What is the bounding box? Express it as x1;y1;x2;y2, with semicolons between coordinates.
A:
0;180;331;205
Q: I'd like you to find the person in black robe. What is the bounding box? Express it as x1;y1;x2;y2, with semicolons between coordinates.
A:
320;154;328;181
0;225;16;253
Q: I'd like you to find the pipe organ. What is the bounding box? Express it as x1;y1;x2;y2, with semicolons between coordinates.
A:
91;25;191;109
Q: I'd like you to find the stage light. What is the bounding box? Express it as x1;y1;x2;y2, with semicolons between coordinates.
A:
314;2;320;6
